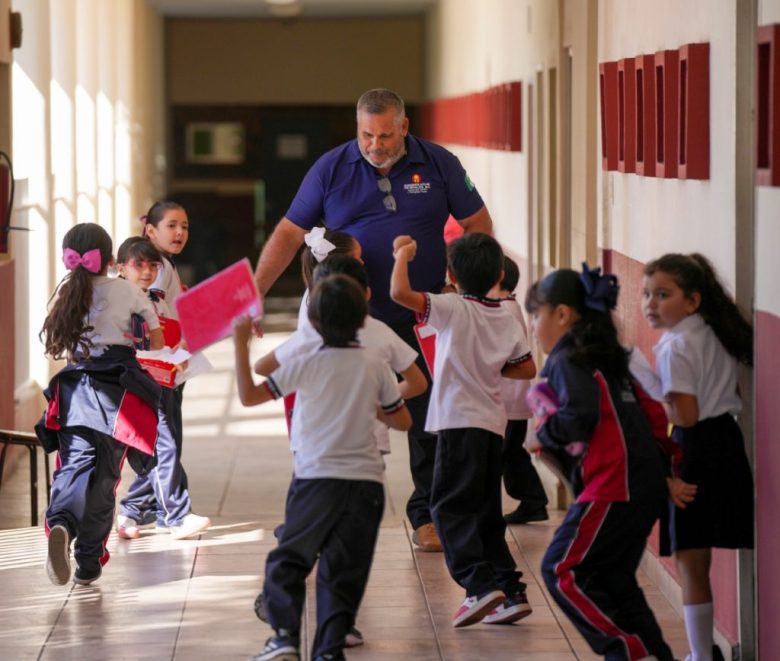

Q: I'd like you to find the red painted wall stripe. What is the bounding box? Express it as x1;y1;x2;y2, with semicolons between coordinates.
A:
420;82;522;152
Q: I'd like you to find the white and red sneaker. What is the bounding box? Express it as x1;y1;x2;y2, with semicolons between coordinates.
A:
452;590;505;628
482;589;533;624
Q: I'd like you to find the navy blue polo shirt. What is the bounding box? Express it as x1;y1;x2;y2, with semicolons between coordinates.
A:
285;134;485;325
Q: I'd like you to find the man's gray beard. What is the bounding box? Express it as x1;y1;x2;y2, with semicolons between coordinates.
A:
361;149;405;171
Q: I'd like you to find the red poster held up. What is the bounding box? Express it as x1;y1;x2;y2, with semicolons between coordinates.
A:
175;258;262;353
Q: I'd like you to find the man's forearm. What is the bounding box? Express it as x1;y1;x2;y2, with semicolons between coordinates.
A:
459;205;494;236
254;218;307;296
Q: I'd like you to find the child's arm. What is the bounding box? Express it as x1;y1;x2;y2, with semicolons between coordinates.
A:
233;315;274;407
378;404;413;431
398;363;427;400
664;392;699;428
149;328;165;351
390;236;426;314
254;350;280;376
502;357;537;380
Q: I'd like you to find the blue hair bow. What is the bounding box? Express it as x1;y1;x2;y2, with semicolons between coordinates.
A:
579;263;619;312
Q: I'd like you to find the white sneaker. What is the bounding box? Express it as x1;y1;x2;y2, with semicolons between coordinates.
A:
116;514;155;540
168;513;211;540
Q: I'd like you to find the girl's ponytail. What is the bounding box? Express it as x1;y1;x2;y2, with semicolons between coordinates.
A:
40;223;113;360
689;253;753;365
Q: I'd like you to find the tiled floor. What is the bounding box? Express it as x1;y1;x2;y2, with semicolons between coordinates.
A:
0;327;689;660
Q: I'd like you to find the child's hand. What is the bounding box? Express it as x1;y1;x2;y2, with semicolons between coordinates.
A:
667;477;697;508
393;235;417;261
524;436;542;453
232;315;254;345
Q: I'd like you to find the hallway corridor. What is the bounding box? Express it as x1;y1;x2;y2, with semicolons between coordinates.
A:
0;331;689;660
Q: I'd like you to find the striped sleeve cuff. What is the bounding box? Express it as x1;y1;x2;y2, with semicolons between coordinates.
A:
265;377;283;400
506;351;533;365
381;398;405;415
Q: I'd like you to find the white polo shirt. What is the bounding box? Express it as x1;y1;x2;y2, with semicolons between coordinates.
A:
86;276;160;355
149;256;184;318
266;346;404;484
653;313;741;419
275;314;417;454
422;292;532;437
499;297;533;420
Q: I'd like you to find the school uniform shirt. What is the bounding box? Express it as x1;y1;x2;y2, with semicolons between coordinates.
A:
266;346;404;484
628;346;663;401
653;313;741;419
421;292;532;437
275;315;418;454
86;277;159;356
149;255;184;319
499;296;533;420
536;333;668;503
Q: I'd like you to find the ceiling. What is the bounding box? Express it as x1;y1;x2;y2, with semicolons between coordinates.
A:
146;0;436;18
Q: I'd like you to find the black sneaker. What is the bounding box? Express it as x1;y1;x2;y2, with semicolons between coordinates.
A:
312;653;346;661
482;587;533;624
250;631;299;661
73;565;102;586
504;506;549;525
46;525;71;586
254;591;269;622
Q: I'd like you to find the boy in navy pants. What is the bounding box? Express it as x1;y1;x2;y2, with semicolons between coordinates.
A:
390;232;537;627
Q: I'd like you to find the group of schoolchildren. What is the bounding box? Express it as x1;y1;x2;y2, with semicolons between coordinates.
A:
37;207;753;661
37;202;210;587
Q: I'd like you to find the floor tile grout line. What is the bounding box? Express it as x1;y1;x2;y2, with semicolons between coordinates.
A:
36;582;76;661
404;518;446;660
508;524;581;658
170;538;201;661
214;387;240;518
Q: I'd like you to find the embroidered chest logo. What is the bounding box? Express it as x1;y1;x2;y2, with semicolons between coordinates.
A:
403;173;431;194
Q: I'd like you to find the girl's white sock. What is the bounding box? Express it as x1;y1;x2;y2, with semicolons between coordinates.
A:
683;602;714;661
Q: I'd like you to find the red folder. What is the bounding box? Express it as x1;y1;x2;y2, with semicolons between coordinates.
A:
175;258;262;353
158;315;181;348
414;322;436;378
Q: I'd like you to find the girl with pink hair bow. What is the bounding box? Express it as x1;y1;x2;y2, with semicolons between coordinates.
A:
36;222;164;587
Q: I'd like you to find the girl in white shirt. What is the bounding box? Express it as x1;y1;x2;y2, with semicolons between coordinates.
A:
643;253;753;661
37;223;163;587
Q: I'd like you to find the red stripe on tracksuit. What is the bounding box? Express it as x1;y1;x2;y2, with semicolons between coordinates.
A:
577;372;630;503
99;446;129;567
554;501;650;661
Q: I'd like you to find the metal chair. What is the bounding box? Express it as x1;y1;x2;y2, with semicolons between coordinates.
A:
0;429;52;526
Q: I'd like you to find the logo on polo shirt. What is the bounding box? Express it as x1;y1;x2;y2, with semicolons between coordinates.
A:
464;173;475;192
404;173;431;194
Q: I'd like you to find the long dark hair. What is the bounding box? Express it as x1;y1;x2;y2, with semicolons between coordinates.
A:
307;274;367;347
300;229;357;288
644;253;753;365
40;223;113;360
525;266;629;379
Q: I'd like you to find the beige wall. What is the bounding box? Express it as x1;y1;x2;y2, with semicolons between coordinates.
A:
9;0;165;423
166;17;424;105
424;0;562;272
598;0;738;287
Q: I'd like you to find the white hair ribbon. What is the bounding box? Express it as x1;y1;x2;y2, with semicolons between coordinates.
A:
304;227;337;263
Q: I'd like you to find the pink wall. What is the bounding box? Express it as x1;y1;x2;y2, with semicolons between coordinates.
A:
756;309;780;657
604;248;742;646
